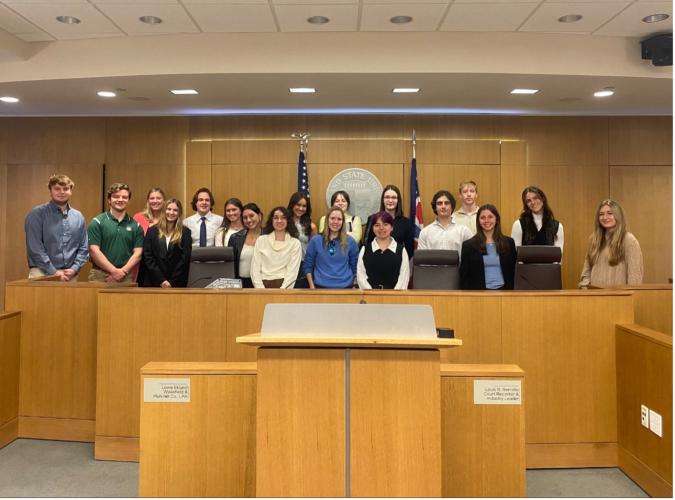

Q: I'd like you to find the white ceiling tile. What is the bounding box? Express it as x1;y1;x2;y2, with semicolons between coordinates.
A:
0;3;41;33
594;1;672;36
4;3;122;36
15;31;53;41
452;0;541;3
361;3;448;30
96;4;199;34
91;0;178;4
363;0;447;4
2;1;89;4
273;0;355;4
181;0;268;4
188;4;276;32
53;32;126;40
441;3;538;31
520;2;630;33
275;4;357;31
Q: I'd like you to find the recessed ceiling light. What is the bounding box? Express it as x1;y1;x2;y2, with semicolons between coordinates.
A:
139;15;162;25
558;14;583;23
593;87;615;98
289;88;316;94
171;89;199;95
56;15;81;25
390;15;413;24
392;88;420;93
510;88;539;95
0;96;19;103
307;16;330;25
642;13;670;23
97;91;116;98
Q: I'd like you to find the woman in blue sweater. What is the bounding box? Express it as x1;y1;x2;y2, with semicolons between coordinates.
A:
304;207;359;289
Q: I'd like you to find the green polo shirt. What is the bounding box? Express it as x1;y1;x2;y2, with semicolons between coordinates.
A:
88;211;144;268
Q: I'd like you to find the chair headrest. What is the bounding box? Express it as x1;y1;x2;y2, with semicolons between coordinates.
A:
517;245;562;263
414;249;459;266
190;246;234;262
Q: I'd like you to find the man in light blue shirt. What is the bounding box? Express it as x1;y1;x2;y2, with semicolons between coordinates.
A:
24;174;89;281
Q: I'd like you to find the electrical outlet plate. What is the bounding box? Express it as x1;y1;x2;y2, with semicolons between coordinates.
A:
641;404;649;428
649;409;663;437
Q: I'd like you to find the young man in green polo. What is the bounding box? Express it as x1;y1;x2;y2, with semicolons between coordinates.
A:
87;183;144;283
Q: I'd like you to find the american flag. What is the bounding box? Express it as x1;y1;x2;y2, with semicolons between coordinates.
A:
409;138;423;244
297;149;310;196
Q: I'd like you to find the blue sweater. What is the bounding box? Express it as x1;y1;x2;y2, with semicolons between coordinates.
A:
303;235;359;288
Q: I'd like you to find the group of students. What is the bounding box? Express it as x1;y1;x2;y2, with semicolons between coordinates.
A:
24;174;644;290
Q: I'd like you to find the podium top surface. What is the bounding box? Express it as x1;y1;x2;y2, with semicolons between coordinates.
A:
236;333;462;349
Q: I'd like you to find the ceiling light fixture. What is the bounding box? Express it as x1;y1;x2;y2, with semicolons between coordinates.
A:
56;15;81;25
510;88;539;95
0;96;19;103
139;15;163;25
171;89;199;95
558;14;583;23
593;87;615;98
392;88;420;93
390;15;413;24
642;13;670;23
97;91;116;98
289;88;316;93
307;16;330;25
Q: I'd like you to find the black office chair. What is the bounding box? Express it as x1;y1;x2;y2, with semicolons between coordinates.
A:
412;250;460;290
187;247;235;288
514;245;562;290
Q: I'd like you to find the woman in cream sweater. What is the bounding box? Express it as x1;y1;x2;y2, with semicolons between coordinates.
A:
251;206;301;289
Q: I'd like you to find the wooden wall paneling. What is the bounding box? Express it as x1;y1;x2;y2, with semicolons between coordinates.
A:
104;118;189;166
416;164;500;226
5;164;103;284
96;290;229;442
212;140;297;164
416;139;500;165
307;115;404;139
501;293;633;449
104;163;185;217
441;365;526;497
211;163;296;218
139;364;256;498
0;120;7;310
6;118;106;165
197;116;307;141
632;288;673;335
310;139;405;164
4;282;106;439
184;164;212;216
358;293;503;364
186;141;211;165
609;117;673;166
404;115;506;141
520;117;608;167
256;347;346;497
499;141;528;227
610;165;673;284
616;324;672;497
350;348;441;497
0;311;20;449
527;163;609;289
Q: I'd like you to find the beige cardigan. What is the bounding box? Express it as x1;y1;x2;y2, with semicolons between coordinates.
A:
578;232;643;288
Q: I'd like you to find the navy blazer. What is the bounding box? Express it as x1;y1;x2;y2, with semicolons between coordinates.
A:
141;226;192;287
459;235;517;290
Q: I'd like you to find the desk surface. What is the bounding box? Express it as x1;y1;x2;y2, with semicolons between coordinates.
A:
237;333;462;348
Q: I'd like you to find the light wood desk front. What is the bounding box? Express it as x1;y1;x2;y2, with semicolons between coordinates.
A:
0;311;20;449
95;288;633;468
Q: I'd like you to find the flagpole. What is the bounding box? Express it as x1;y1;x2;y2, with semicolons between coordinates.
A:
292;132;311;195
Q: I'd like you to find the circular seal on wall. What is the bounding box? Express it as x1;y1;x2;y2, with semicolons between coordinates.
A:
325;168;383;222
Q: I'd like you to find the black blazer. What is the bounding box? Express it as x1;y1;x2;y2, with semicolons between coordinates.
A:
365;214;415;257
141;226;192;287
227;228;247;279
459;236;517;290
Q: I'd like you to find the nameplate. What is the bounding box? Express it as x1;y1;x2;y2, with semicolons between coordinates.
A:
143;378;191;403
473;380;521;405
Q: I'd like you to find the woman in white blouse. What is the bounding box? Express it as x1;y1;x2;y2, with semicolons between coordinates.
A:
250;206;302;289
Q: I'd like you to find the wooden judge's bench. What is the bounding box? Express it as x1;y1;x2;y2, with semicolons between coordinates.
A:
0;280;671;497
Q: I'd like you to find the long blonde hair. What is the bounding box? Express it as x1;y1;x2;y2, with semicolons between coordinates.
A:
157;198;184;246
143;187;166;222
586;199;627;266
322;208;349;252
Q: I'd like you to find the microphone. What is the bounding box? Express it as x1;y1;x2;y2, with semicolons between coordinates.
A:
282;276;308;289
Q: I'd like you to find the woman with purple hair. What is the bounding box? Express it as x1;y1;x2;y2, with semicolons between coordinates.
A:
357;211;409;290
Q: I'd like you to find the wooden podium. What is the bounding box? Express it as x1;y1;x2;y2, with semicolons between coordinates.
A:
237;303;461;498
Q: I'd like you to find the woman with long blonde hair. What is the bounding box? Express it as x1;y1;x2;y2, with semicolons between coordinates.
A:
304;207;359;289
133;187;166;234
141;198;192;288
578;199;643;288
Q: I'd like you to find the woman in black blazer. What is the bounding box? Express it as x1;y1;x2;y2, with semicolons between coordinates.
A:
227;202;263;288
141;198;192;288
364;184;414;257
460;204;516;290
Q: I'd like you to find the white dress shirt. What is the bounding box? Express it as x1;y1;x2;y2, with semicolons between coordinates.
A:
417;219;472;253
183;211;224;247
